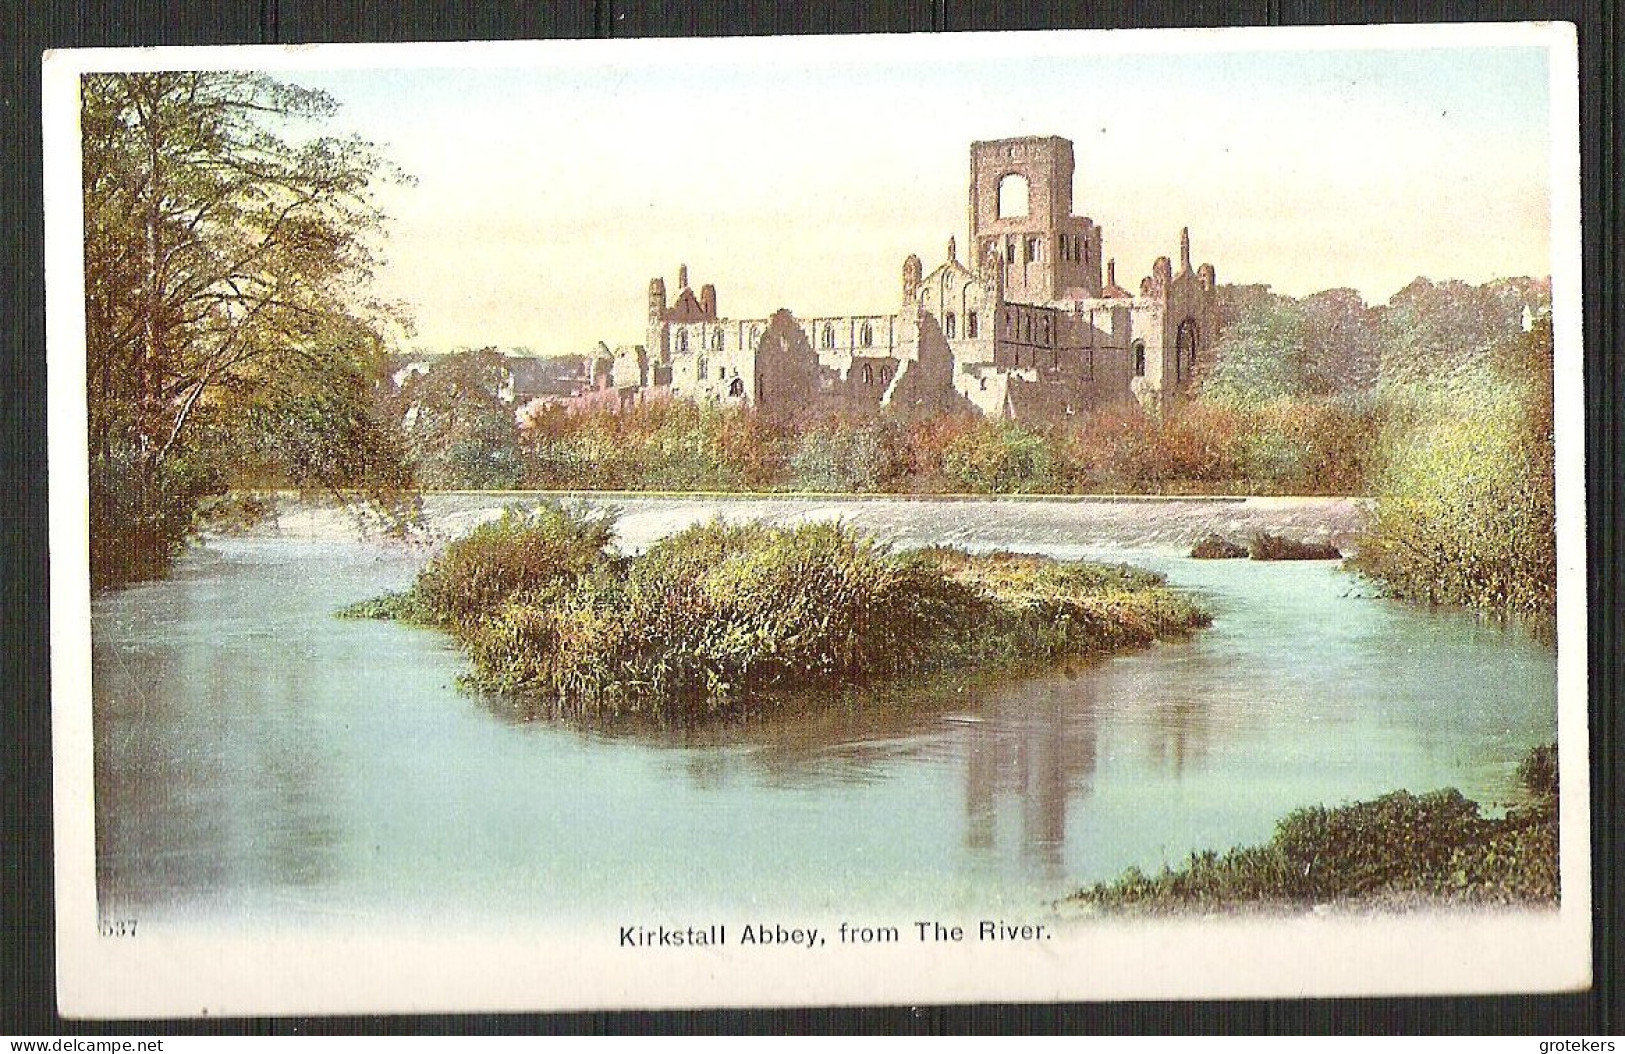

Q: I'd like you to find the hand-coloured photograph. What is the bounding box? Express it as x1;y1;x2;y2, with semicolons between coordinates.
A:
44;24;1588;1017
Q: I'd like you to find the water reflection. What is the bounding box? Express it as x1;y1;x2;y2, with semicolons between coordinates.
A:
91;508;1559;924
961;672;1100;877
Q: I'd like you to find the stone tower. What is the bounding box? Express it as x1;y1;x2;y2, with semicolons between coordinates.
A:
968;136;1103;302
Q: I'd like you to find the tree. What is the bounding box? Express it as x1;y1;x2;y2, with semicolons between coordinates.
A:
1197;289;1311;406
395;349;525;490
1351;319;1555;617
82;72;414;588
1300;287;1381;394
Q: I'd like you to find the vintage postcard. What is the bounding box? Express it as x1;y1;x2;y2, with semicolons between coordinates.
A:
44;24;1587;1017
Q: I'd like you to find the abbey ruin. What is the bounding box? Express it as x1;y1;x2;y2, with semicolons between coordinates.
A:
565;135;1219;423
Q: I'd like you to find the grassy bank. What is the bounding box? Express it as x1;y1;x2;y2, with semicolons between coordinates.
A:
1069;744;1558;914
345;502;1211;720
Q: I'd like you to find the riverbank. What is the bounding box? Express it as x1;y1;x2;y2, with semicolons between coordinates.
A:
1066;744;1559;916
344;504;1212;719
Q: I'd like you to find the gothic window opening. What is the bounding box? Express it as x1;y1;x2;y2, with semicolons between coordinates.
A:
881;365;893;385
697;357;708;380
1026;237;1039;263
967;311;978;338
821;323;835;350
1133;340;1146;378
729;377;744;398
945;313;956;339
861;322;873;348
862;363;874;385
1176;318;1200;381
1005;237;1016;263
712;329;724;351
750;324;761;347
677;329;689;354
997;173;1030;218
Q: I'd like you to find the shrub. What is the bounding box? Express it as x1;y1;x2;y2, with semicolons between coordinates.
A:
789;418;907;492
1350;324;1555;617
89;448;224;590
1518;742;1559;800
941;420;1058;493
412;503;616;628
1071;743;1560;912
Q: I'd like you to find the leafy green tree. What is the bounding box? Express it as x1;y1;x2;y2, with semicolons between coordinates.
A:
1352;319;1555;617
82;72;413;587
1198;290;1311;406
1300;287;1381;394
1376;277;1537;387
396;349;525;490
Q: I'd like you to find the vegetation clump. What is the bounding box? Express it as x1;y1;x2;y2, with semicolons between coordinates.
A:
1190;534;1248;559
347;503;1211;719
1248;533;1342;561
1070;743;1559;914
1349;319;1555;618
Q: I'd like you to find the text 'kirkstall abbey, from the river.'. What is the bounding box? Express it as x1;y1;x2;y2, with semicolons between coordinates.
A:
558;135;1220;424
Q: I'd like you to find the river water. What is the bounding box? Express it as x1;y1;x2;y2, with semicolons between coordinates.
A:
91;496;1557;931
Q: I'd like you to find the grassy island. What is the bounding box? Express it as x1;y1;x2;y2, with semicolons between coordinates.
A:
345;503;1211;719
1069;744;1558;914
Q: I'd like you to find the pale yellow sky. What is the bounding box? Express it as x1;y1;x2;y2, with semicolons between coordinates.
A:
281;31;1557;357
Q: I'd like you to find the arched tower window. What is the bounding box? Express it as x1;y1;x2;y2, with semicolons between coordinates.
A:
1132;340;1147;378
945;313;957;339
677;329;689;354
821;323;834;350
862;363;874;385
696;356;708;380
997;173;1030;218
1176;318;1199;381
967;311;979;338
728;377;744;398
861;322;873;348
712;329;724;351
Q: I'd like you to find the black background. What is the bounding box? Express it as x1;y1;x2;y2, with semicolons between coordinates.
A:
2;0;1619;1037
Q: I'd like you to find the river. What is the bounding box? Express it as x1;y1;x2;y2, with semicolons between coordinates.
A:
91;495;1557;932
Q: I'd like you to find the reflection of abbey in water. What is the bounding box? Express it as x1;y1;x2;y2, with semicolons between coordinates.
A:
571;135;1219;423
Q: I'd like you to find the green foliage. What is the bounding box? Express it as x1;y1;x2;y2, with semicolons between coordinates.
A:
88;450;223;587
1518;742;1559;800
411;503;617;630
1378;277;1549;388
940;420;1058;493
352;508;1210;720
1073;743;1560;912
83;71;414;588
1351;320;1556;617
1200;292;1313;407
788;418;908;492
397;349;525;490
